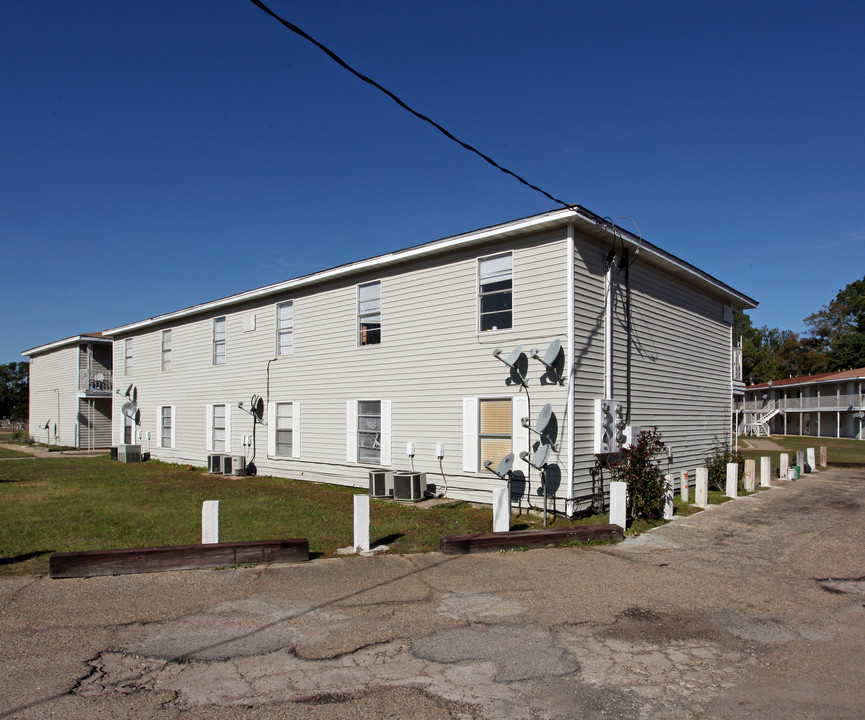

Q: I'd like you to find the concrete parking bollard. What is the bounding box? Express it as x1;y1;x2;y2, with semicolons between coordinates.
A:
663;474;674;520
820;445;827;467
610;481;627;529
744;459;756;491
680;471;689;503
202;500;219;544
726;462;738;498
354;494;370;552
695;467;709;508
760;456;771;487
779;453;790;479
807;447;816;472
492;487;510;533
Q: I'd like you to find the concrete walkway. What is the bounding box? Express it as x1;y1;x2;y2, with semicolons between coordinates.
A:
2;466;865;719
0;442;106;459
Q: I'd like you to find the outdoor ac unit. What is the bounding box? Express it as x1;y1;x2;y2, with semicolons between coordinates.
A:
208;454;224;474
393;471;425;502
230;455;246;476
117;444;141;464
221;455;234;475
369;470;395;498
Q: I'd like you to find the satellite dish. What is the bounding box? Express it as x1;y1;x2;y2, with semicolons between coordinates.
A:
532;443;551;467
496;453;515;477
124;383;133;398
131;387;138;404
543;339;562;368
121;402;137;420
251;395;264;422
504;345;522;368
41;420;50;430
535;404;553;434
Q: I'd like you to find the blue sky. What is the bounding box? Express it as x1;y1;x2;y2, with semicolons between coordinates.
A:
3;1;864;364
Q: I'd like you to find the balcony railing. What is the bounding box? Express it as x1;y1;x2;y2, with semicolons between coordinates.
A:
741;394;863;412
79;370;112;393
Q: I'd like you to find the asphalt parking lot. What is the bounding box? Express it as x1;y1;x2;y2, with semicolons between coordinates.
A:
2;466;864;719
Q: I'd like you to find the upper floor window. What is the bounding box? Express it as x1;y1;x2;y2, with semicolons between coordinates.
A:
213;317;226;365
276;301;294;356
124;338;133;375
478;253;513;331
161;330;172;372
358;282;381;346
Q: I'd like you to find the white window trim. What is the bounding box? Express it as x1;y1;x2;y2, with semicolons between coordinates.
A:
347;399;390;466
205;403;231;454
156;405;176;449
275;301;294;356
212;317;226;366
124;338;134;376
462;396;528;474
161;330;172;372
477;251;514;334
357;281;382;348
268;401;301;459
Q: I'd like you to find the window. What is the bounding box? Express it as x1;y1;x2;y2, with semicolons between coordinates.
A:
358;282;381;346
478;253;513;331
275;402;293;456
161;330;172;372
124;338;133;375
213;317;226;365
358;400;381;463
478;398;512;472
212;404;226;452
158;405;175;449
276;301;293;356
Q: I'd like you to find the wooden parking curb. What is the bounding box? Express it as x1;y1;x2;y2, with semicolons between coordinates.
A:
49;538;309;578
440;523;623;554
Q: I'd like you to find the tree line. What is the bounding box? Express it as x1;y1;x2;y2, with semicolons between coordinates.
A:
736;274;865;385
0;361;28;422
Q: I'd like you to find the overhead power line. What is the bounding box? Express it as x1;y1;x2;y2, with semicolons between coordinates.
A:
247;0;575;211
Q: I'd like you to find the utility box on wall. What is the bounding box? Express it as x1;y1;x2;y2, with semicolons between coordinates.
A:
593;398;623;454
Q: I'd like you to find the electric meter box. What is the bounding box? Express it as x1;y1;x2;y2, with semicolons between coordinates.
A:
593;398;623;454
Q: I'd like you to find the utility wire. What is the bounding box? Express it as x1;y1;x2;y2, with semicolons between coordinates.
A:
247;0;575;211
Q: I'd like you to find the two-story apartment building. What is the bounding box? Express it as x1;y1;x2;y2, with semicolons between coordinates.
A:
22;334;114;449
742;368;865;439
101;207;756;513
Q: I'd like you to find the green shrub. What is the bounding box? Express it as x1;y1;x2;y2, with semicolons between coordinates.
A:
611;427;668;522
11;428;32;444
704;438;742;491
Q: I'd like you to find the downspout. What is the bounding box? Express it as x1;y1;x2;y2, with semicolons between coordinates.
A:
604;257;613;399
566;223;576;516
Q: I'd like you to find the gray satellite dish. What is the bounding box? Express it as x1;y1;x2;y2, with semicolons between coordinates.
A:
535;403;553;434
504;345;522;368
121;401;137;419
124;383;133;398
530;443;551;469
496;453;515;477
543;338;562;367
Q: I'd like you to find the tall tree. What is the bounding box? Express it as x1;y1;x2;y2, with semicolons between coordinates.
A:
805;274;865;370
0;362;29;420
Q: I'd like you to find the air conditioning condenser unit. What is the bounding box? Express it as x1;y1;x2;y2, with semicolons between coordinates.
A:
117;444;141;463
208;454;224;474
393;471;425;502
369;470;394;498
230;455;246;476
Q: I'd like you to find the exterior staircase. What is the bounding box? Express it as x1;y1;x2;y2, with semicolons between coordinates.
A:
743;400;780;437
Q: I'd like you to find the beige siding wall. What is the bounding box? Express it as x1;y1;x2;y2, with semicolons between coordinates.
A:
114;229;572;508
27;346;79;446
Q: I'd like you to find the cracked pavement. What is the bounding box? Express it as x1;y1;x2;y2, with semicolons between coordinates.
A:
2;467;865;719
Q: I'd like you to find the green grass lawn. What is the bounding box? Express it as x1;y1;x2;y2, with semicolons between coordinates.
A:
0;455;617;576
0;446;31;459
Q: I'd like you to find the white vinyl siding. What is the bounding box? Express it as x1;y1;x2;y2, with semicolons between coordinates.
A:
358;281;381;346
478;252;513;331
276;301;293;356
161;330;172;372
213;317;226;365
157;405;176;449
205;403;231;453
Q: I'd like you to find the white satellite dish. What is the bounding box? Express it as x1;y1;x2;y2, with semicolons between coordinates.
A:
535;403;553;434
496;453;515;477
121;401;137;420
543;338;562;368
521;444;550;470
504;345;522;368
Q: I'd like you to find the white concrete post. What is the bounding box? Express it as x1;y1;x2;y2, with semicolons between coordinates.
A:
695;468;709;508
820;445;827;467
492;487;510;532
725;462;738;498
744;459;756;491
353;494;370;552
663;474;674;520
796;449;805;472
807;447;816;471
760;456;771;487
680;471;689;503
202;500;219;544
779;453;790;479
609;481;627;529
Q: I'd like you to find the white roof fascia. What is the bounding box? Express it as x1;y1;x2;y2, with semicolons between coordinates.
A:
747;373;865;392
22;335;112;358
103;207;756;336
